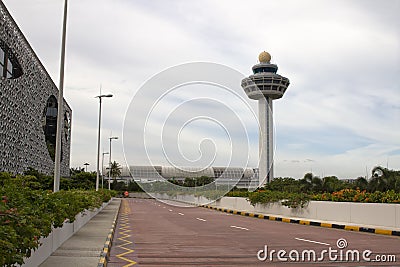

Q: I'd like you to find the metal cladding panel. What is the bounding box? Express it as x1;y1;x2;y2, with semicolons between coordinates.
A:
161;166;215;178
129;166;163;180
0;2;71;176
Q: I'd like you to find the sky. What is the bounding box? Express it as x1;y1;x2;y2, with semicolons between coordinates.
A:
3;0;399;179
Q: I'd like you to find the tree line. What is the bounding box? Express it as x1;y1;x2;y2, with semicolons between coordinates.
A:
264;166;400;194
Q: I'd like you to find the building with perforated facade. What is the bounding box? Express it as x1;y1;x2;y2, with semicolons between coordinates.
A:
0;2;71;176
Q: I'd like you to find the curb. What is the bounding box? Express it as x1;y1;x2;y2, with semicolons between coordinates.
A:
98;199;122;267
201;205;400;237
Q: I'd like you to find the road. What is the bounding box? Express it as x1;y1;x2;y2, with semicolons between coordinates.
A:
108;198;399;266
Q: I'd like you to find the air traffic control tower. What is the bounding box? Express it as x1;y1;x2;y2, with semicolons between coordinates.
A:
241;51;290;185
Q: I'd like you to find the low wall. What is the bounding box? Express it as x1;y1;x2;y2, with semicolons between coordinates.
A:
210;197;400;230
21;201;111;267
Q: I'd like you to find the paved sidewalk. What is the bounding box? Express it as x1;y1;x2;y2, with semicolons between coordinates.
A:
40;198;121;267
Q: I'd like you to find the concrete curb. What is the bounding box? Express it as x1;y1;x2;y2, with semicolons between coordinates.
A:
98;199;122;267
201;205;400;237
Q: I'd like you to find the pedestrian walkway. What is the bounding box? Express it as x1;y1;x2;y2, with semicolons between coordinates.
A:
39;198;121;267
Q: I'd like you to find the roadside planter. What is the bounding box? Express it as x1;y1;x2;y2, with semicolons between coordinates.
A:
20;201;110;267
209;197;400;229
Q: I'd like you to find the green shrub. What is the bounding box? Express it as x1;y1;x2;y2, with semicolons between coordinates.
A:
0;173;115;266
246;190;311;208
312;189;400;203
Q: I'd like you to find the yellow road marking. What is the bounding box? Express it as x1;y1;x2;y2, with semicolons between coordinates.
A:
116;199;137;266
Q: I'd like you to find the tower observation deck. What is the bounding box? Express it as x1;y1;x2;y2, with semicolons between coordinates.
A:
241;51;290;185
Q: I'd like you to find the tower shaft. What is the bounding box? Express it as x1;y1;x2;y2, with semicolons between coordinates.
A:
259;97;273;186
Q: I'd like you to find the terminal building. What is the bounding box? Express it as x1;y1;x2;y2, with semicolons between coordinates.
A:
120;166;260;189
0;2;71;175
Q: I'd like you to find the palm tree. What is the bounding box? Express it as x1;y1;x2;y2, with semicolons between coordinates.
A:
300;173;322;193
322;176;341;193
300;173;313;192
108;161;122;180
369;166;388;192
354;177;368;191
311;176;323;192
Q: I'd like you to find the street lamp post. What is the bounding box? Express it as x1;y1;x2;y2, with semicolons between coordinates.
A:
95;94;113;191
108;136;118;190
53;0;68;192
101;152;109;188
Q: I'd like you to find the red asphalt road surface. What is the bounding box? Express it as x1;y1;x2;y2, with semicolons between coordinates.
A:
108;198;400;266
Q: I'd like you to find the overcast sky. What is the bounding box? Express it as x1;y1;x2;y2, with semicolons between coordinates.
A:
3;0;399;179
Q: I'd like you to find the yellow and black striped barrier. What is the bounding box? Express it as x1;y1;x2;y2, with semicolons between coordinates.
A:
98;203;121;267
200;205;400;237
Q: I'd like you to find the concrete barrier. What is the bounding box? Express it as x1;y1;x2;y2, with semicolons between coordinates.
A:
209;197;400;230
20;200;110;267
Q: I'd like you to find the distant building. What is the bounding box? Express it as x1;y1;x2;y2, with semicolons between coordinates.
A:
0;2;71;175
120;165;259;189
341;178;357;184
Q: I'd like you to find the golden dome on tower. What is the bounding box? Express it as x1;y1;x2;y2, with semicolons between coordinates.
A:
258;51;271;63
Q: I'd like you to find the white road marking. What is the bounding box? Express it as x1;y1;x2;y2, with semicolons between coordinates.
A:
196;218;207;222
168;209;173;212
178;212;185;216
295;237;330;246
230;225;249;231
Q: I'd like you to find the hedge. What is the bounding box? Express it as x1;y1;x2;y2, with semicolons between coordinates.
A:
0;173;116;266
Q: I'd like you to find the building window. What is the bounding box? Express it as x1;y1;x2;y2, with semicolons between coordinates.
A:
43;96;58;162
0;39;23;79
64;111;71;141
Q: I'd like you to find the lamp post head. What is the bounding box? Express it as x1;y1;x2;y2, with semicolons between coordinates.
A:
96;94;113;98
110;136;118;140
103;152;109;155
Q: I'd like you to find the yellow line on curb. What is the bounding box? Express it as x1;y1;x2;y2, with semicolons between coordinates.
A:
344;225;360;231
98;199;121;267
375;229;392;235
321;223;332;228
